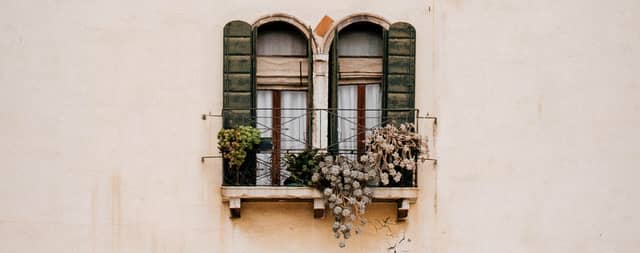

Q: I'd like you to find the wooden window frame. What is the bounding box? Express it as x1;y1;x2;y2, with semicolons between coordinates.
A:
258;88;310;185
255;20;313;186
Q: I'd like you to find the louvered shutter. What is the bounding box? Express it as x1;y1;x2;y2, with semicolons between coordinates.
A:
222;20;256;186
223;20;255;128
328;32;339;154
384;22;416;124
306;26;314;148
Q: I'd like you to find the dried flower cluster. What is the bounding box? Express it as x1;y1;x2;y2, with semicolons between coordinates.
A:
312;155;375;248
276;124;426;248
360;123;425;185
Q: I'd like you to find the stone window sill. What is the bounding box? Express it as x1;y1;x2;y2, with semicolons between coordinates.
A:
221;186;418;220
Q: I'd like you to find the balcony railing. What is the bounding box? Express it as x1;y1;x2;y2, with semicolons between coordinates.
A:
216;108;420;187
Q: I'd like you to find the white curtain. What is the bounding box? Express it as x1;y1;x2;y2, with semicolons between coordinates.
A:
281;91;307;151
337;84;381;153
365;84;382;130
256;91;273;138
338;85;357;152
280;91;306;185
256;90;308;185
256;91;273;185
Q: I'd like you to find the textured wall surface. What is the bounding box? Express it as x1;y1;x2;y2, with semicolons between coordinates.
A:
1;0;639;252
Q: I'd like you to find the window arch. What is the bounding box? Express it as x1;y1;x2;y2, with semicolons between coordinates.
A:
321;13;390;53
337;22;383;57
220;14;416;187
326;16;417;165
328;21;385;157
221;16;315;186
254;20;313;186
253;13;318;54
257;22;307;56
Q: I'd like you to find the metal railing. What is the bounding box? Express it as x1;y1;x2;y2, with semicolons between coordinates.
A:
210;108;422;187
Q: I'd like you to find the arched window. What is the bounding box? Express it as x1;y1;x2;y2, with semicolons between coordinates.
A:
221;16;415;187
221;19;313;186
335;22;384;158
255;21;312;186
327;20;417;168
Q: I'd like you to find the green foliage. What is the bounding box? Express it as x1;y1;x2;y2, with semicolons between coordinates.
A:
283;149;320;186
217;126;261;170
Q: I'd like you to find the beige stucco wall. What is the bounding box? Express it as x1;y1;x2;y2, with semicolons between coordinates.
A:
1;0;639;252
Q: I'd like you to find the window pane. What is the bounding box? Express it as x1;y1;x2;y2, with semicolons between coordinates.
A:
281;91;307;151
256;90;273;186
280;91;307;185
256;90;307;186
338;23;383;57
257;22;307;56
256;90;273;138
256;153;272;186
338;85;357;152
365;84;382;130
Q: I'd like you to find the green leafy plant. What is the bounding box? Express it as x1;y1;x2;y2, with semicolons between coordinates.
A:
312;155;376;248
360;123;426;186
217;126;261;171
283;149;321;186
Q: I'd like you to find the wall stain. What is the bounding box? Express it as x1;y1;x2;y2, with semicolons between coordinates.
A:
537;95;543;120
91;183;97;253
151;231;157;253
432;118;437;157
111;170;121;253
429;114;438;216
433;164;438;216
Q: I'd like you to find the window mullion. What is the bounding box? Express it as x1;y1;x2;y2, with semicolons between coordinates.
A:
271;91;282;186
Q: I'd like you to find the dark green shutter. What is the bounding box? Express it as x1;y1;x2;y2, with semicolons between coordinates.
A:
328;32;339;154
222;20;256;186
223;20;255;128
384;22;416;124
306;26;314;149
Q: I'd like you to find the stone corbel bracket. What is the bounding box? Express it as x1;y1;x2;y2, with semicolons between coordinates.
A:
221;186;418;220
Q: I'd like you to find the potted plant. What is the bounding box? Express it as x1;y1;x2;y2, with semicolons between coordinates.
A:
217;126;261;185
283;149;321;186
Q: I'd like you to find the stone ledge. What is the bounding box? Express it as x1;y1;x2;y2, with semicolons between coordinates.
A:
221;186;418;220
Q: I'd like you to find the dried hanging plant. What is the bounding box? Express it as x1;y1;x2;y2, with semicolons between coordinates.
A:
360;123;426;185
312;155;376;248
